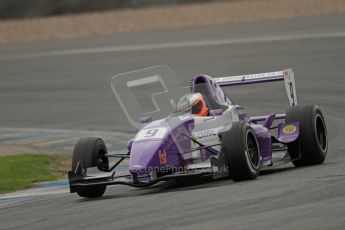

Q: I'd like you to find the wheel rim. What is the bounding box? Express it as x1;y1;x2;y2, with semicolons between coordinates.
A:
315;114;327;152
247;132;260;168
97;157;108;171
97;148;109;171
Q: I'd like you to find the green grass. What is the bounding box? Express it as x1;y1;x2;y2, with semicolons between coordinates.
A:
0;154;67;194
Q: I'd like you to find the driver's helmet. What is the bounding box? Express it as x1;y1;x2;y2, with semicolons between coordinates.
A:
176;93;209;116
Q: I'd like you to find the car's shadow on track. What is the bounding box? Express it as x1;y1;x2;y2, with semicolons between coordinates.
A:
74;177;230;202
259;165;296;175
75;165;296;202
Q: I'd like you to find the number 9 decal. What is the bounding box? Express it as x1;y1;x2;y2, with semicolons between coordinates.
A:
144;129;159;138
135;128;167;141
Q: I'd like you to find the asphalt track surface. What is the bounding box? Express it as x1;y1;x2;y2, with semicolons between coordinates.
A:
0;14;345;229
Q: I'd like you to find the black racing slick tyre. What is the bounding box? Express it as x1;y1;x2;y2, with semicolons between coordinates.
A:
286;104;328;167
72;137;109;198
222;121;260;181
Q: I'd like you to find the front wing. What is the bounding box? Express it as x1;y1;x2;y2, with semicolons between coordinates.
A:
68;149;229;193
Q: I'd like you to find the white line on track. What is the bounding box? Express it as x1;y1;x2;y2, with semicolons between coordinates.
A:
1;31;345;61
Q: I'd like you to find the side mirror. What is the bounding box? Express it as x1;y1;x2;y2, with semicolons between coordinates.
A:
127;138;134;151
209;109;224;116
139;116;153;124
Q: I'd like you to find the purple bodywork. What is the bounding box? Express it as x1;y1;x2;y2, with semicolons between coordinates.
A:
127;74;300;182
68;67;301;193
130;117;193;175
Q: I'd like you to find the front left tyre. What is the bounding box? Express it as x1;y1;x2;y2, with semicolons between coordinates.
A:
72;137;109;198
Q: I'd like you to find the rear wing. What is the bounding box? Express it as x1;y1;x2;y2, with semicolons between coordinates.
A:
214;69;297;106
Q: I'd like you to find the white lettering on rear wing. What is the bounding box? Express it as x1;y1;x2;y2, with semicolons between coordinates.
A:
214;69;297;106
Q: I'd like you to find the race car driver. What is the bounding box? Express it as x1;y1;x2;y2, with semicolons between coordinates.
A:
177;93;209;116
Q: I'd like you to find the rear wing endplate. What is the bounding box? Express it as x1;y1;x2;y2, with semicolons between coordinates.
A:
214;69;297;106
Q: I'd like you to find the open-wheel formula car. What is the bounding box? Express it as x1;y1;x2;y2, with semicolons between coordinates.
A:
68;66;328;198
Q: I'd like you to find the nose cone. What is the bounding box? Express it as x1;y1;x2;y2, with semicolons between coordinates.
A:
129;140;164;173
129;116;194;174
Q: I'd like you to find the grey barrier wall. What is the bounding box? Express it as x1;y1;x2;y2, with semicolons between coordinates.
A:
0;0;215;19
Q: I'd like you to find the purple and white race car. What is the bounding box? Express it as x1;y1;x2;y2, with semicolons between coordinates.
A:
68;67;328;198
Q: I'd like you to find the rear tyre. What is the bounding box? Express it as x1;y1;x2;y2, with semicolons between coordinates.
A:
72;137;109;198
222;121;260;181
286;104;328;167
